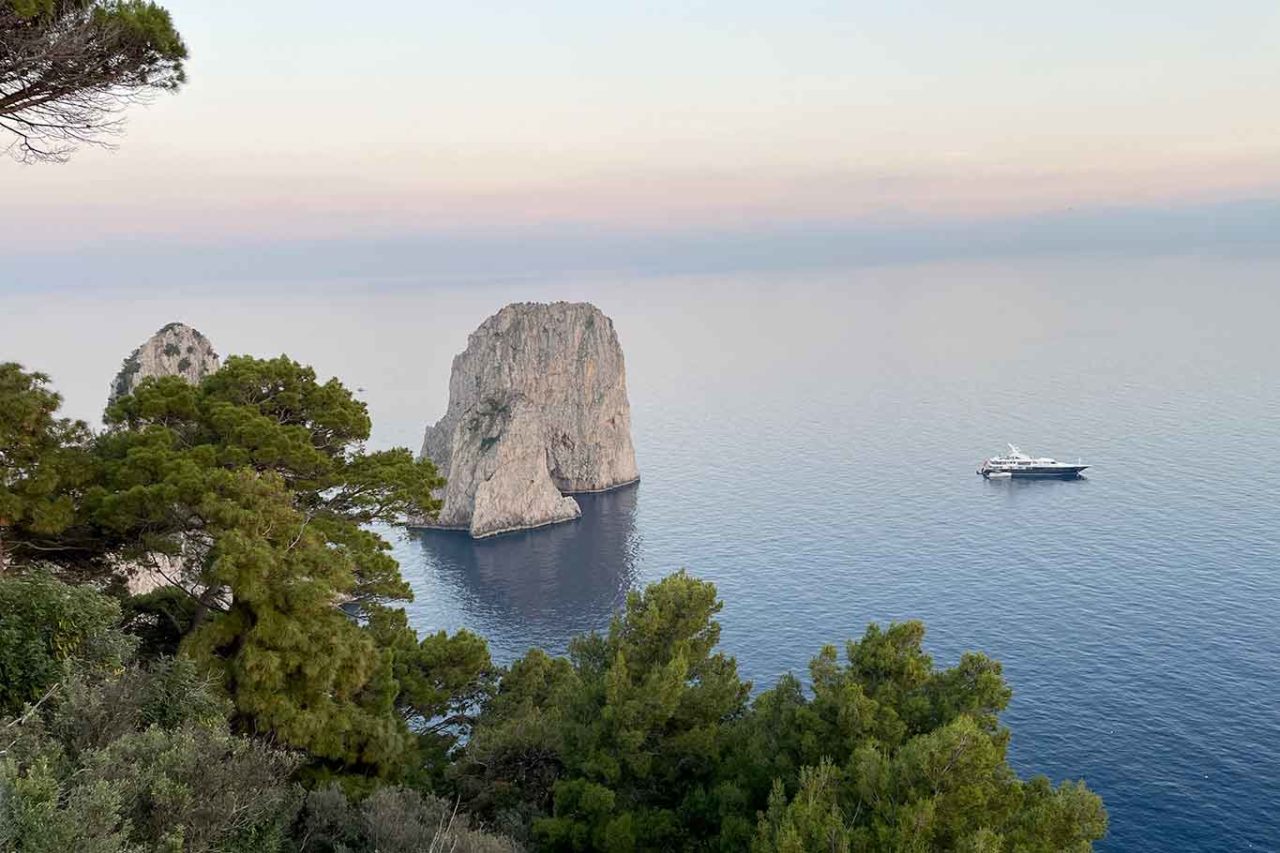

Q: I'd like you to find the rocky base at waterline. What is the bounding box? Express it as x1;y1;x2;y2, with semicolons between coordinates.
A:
415;302;639;538
109;322;220;405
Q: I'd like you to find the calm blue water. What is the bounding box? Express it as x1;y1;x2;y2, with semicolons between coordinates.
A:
6;256;1277;851
387;259;1280;852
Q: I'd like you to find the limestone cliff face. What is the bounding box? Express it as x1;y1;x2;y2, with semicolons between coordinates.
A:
419;302;639;538
109;322;220;405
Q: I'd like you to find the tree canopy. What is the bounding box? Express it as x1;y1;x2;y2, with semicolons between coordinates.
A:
0;356;1107;851
0;363;95;573
739;623;1106;852
457;576;1107;852
0;0;187;162
86;355;477;774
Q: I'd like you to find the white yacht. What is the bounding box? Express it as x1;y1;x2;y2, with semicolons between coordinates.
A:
978;445;1088;479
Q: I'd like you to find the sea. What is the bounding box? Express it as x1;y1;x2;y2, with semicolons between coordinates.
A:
6;254;1279;851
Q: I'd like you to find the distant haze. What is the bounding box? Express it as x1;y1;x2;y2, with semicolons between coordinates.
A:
4;255;1276;448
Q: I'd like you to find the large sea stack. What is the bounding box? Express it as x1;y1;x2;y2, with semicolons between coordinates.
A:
109;322;220;405
419;302;639;538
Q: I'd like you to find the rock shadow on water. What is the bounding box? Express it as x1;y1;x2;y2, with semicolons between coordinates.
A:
407;483;642;660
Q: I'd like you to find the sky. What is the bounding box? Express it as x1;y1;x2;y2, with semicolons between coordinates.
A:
3;0;1280;279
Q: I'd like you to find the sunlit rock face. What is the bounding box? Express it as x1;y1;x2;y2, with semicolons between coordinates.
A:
418;302;639;538
108;322;220;406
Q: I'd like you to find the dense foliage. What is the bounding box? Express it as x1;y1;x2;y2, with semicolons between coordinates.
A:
0;364;95;573
455;578;1106;852
0;573;514;852
0;570;131;714
738;624;1106;852
456;572;749;849
0;359;1107;851
93;357;487;776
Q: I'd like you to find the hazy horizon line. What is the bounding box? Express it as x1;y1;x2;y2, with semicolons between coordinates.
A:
7;196;1277;292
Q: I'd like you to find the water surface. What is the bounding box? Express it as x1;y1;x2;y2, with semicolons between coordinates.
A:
6;255;1278;851
386;259;1280;852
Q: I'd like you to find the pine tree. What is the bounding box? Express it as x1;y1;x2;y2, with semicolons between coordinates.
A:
0;364;95;573
91;356;481;774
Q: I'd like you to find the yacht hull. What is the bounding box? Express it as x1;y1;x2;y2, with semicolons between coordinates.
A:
979;466;1088;479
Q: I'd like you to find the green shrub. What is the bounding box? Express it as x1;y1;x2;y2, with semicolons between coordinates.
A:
295;785;519;853
0;571;134;715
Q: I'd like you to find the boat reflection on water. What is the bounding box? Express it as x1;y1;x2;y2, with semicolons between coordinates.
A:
398;483;642;663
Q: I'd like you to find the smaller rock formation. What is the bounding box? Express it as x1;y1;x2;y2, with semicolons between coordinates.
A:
418;302;638;538
109;322;220;405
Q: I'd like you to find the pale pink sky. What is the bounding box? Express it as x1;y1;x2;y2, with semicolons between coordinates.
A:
3;0;1279;251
